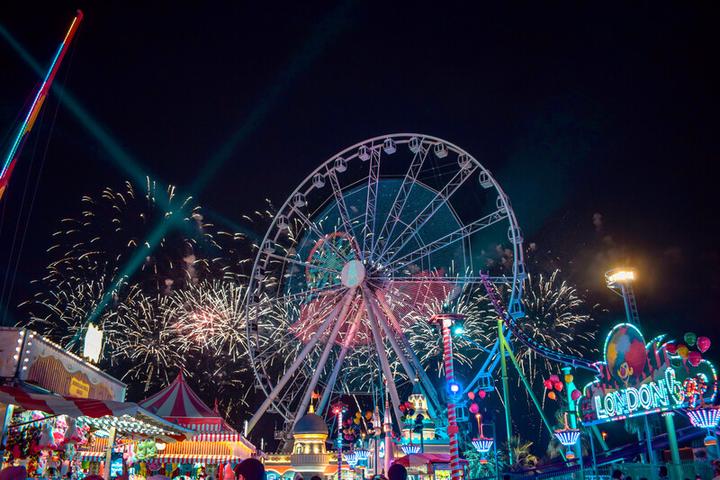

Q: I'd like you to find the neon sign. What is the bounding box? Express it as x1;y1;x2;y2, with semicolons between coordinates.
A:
593;367;684;420
579;323;717;425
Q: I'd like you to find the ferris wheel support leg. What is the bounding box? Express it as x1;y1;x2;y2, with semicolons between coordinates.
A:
317;305;365;415
374;291;444;420
293;288;357;429
246;297;346;434
367;293;419;382
364;290;404;425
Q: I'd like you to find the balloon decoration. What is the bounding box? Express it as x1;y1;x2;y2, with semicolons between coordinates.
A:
548;391;557;401
467;391;475;400
571;389;582;401
469;403;480;414
688;351;703;367
684;332;697;347
677;344;690;359
479;390;487;399
698;336;711;353
554;382;564;392
665;343;678;354
564;374;574;384
543;379;553;390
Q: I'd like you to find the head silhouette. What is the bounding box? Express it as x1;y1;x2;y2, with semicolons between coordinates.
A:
388;464;407;480
234;459;265;480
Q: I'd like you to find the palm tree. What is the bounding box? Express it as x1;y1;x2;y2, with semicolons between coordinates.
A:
500;435;539;472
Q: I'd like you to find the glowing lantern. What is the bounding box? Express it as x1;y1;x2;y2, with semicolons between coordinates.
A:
687;407;720;450
344;452;358;468
687;407;720;430
554;414;581;460
355;448;369;462
472;414;494;464
400;444;420;455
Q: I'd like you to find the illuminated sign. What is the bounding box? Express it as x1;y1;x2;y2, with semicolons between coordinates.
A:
83;323;103;363
579;323;717;425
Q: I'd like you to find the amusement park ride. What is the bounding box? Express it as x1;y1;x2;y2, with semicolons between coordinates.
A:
243;134;527;442
241;133;719;479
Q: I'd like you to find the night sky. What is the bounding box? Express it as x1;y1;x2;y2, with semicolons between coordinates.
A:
1;0;718;420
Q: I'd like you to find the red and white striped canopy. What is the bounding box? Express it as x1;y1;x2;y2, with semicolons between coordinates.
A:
0;386;137;419
0;386;191;440
140;372;236;434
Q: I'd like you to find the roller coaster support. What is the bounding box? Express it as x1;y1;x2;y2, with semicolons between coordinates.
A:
498;318;514;466
498;325;566;462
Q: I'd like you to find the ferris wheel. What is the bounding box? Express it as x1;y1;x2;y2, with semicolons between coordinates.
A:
245;134;525;438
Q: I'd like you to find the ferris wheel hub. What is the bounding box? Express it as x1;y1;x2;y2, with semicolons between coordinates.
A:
341;259;366;287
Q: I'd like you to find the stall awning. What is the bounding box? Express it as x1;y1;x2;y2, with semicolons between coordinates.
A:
0;386;192;440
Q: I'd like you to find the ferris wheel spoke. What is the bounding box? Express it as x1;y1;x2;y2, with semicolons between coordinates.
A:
252;294;343;362
263;251;342;276
372;140;430;259
363;289;404;425
362;147;381;258
384;208;508;271
326;170;360;257
373;289;444;418
292;288;358;428
376;162;478;266
246;296;347;434
317;300;365;415
291;206;354;264
261;284;346;306
383;275;507;284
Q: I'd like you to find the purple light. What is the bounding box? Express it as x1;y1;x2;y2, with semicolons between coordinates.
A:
472;437;494;454
554;429;581;447
687;407;720;429
400;444;421;455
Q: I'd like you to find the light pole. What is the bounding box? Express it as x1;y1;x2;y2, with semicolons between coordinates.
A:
605;268;662;468
333;402;347;480
431;313;464;480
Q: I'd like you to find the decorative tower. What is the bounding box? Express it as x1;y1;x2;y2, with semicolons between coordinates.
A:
402;381;436;442
290;405;330;479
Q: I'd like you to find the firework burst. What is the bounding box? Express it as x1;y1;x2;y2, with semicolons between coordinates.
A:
505;269;597;386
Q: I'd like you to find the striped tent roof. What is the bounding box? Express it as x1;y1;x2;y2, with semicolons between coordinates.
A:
140;372;236;434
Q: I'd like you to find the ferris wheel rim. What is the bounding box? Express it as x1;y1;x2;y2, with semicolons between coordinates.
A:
244;133;525;430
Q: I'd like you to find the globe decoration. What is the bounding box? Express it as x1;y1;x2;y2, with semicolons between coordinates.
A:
605;324;647;386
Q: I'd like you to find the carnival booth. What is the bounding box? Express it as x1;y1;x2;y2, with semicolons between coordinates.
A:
0;328;192;480
137;372;256;478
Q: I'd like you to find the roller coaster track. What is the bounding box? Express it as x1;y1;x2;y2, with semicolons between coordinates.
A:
480;273;596;372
